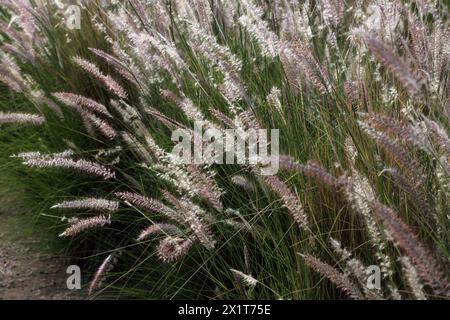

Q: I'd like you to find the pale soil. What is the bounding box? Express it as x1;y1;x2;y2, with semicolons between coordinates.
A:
0;213;84;300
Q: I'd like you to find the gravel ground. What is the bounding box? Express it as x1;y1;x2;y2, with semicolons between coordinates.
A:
0;214;84;300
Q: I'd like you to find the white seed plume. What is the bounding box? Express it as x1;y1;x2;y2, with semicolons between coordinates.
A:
266;86;283;114
24;156;115;180
52;92;112;118
400;256;427;300
83;112;117;140
230;269;258;288
157;236;193;262
59;214;111;237
238;0;280;58
88;252;120;295
51;198;119;212
73;56;128;99
0;112;44;125
137;223;182;241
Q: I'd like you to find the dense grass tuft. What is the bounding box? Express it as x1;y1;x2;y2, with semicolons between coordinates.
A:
0;0;449;299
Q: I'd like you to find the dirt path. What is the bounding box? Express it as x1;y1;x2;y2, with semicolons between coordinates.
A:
0;213;84;300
